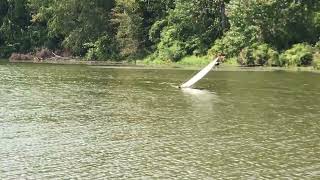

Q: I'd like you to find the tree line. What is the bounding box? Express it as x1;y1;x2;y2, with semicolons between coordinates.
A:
0;0;319;67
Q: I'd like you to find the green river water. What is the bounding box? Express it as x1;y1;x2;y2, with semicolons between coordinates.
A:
0;62;319;179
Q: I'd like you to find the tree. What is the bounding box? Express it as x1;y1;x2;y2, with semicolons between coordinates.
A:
227;0;320;50
152;0;229;61
0;0;32;55
209;0;320;59
47;0;115;55
0;0;9;47
0;0;319;65
112;0;143;60
0;0;8;23
112;0;175;60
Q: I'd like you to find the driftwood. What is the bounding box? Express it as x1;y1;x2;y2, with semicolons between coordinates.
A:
35;49;52;60
9;49;73;62
9;53;34;61
48;52;70;60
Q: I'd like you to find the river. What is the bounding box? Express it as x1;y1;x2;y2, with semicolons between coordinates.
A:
0;62;319;179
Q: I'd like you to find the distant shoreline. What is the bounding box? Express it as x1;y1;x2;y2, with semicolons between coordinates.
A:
2;59;319;73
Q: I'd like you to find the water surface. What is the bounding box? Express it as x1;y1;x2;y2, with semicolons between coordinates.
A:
0;62;319;179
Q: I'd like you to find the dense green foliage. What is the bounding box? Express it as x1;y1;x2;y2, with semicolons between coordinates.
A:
313;53;320;70
238;43;279;66
0;0;319;67
210;0;320;67
151;0;228;61
280;43;314;67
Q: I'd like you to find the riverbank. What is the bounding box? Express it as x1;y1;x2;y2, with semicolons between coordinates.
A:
6;58;136;66
140;63;320;73
2;58;319;73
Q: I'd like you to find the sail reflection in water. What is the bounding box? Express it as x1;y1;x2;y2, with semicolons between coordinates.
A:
181;88;220;112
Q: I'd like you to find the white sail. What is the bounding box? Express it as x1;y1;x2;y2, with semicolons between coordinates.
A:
180;57;219;88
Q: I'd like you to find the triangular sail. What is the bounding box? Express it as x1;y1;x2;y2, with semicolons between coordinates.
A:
180;57;219;88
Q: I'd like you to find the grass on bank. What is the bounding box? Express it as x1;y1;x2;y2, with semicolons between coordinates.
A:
140;55;257;68
140;42;320;71
138;54;320;73
138;55;214;69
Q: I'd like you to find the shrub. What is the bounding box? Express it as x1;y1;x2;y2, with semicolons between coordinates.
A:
238;43;279;66
224;57;238;65
280;43;314;67
315;41;320;51
267;48;281;66
208;29;247;58
154;27;187;62
143;55;171;65
208;26;261;58
85;36;119;61
312;53;320;70
157;40;187;62
177;56;211;66
238;46;255;66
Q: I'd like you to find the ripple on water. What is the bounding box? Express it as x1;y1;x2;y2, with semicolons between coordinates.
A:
0;65;319;179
